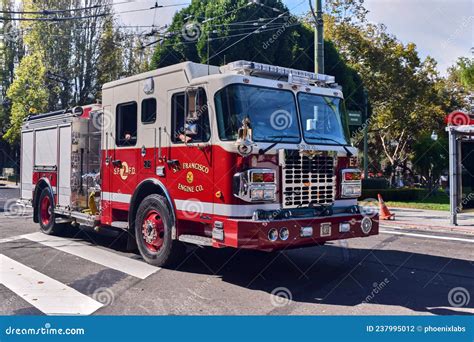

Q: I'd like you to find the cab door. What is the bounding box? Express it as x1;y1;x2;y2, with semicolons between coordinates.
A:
166;87;214;220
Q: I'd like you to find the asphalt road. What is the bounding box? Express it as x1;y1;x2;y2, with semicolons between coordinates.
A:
1;187;473;316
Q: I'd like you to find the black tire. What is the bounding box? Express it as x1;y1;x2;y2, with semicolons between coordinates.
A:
135;194;185;267
37;188;64;235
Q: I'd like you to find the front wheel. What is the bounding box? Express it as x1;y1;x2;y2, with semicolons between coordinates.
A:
37;188;64;235
135;194;185;267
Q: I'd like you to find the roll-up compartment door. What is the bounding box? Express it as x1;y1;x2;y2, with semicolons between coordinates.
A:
35;128;58;167
58;126;72;206
21;131;34;200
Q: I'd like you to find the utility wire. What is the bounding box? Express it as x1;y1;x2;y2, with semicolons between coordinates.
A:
0;13;108;21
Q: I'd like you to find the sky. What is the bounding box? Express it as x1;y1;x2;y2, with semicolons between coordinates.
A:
115;0;473;75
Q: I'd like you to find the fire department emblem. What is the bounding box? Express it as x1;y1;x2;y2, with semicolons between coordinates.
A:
120;162;130;181
186;171;194;184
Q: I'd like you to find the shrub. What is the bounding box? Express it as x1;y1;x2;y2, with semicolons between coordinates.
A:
362;178;390;190
361;188;425;202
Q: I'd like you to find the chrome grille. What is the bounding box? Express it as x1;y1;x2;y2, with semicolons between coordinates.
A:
281;150;336;208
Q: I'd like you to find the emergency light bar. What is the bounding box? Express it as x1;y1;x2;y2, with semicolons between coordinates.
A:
221;60;336;86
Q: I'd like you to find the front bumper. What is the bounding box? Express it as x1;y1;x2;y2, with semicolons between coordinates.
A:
213;212;379;250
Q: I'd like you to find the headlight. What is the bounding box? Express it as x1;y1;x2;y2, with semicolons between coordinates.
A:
234;169;278;203
341;183;362;198
341;169;362;198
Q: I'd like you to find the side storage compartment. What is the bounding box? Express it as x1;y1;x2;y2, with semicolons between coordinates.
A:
20;130;35;200
58;126;72;207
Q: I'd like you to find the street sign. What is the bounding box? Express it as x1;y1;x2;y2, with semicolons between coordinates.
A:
348;111;362;126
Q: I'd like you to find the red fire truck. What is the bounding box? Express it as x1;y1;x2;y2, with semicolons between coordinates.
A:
19;60;378;266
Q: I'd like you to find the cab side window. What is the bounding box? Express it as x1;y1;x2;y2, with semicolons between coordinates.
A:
141;98;157;124
116;102;138;146
171;88;210;144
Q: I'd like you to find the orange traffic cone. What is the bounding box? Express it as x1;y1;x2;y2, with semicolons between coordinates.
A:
378;194;395;220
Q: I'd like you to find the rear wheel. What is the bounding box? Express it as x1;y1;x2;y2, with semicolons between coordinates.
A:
135;194;185;267
37;188;64;235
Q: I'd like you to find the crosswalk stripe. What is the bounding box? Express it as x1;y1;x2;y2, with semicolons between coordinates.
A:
21;232;159;279
0;254;103;315
380;229;474;243
0;235;23;244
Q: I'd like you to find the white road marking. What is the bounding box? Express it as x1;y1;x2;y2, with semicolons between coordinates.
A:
380;229;474;244
0;254;103;315
21;232;160;279
0;235;24;244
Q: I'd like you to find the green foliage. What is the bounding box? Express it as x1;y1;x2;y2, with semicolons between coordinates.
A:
362;178;390;190
4;51;48;143
412;132;448;183
97;17;123;96
449;57;474;92
361;188;447;202
324;2;464;176
151;0;365;110
3;0;118;143
0;0;24;139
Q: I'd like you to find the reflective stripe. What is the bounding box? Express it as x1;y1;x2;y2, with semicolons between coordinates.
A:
102;192;132;203
174;199;280;217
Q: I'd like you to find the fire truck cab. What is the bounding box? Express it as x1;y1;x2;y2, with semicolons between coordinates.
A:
20;60;378;266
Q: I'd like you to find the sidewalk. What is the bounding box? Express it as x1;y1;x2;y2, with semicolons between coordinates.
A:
0;181;20;189
380;207;474;235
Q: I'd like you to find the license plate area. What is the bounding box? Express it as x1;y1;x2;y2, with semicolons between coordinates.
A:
320;223;332;237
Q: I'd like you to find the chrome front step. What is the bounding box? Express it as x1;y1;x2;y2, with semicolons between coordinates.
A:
111;221;129;230
178;235;213;246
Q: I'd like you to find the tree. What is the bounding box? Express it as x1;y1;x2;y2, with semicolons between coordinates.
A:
4;0;116;143
97;16;123;97
4;51;49;143
451;57;474;92
151;0;365;110
323;1;463;183
412;132;448;192
0;0;23;136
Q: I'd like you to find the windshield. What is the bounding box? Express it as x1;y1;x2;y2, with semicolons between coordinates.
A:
215;84;300;143
298;93;349;145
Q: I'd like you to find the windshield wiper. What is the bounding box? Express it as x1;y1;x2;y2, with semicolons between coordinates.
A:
306;136;353;157
259;135;300;155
